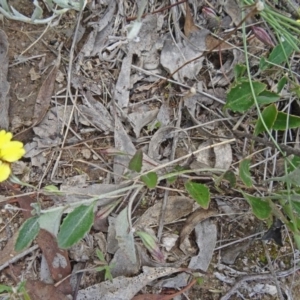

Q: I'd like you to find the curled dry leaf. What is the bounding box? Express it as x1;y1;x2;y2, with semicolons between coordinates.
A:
179;208;217;246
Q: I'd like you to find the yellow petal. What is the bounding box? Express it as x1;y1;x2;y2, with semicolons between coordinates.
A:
0;141;26;162
0;161;11;182
0;130;12;146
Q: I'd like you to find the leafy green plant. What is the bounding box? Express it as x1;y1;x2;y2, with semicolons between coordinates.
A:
0;281;30;300
95;249;113;281
224;0;300;249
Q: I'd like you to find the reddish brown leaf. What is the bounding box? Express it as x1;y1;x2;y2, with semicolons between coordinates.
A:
36;229;72;294
26;280;69;300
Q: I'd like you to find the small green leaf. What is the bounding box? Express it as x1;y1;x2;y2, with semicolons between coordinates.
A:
43;184;63;195
96;249;105;262
294;233;300;250
239;159;253;187
254;104;278;135
185;181;210;209
15;216;40;251
273;112;300;130
287;155;300;172
234;64;246;80
256;90;280;105
260;40;294;70
242;192;272;219
277;76;287;93
57;204;94;249
128;150;143;173
0;284;13;293
141;172;158;189
225;81;266;112
223;170;236;187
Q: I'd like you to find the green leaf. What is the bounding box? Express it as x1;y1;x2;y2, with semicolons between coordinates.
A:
277;76;287;93
57;204;94;249
223;170;236;187
260;40;294;70
242;193;272;219
96;248;105;262
0;284;13;293
273;112;300;130
256;90;280;105
225;81;266;112
43;184;63;195
239;159;253;187
15;216;40;251
287;156;300;172
254;104;278;135
128;150;143;173
294;233;300;250
185;181;210;209
141;172;158;189
234;64;246;80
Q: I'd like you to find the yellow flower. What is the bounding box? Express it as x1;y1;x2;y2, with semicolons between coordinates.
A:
0;130;26;182
0;161;11;182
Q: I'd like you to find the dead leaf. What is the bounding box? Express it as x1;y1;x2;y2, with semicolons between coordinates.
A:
188;219;217;271
36;229;72;290
148;126;176;161
77;266;183;300
179;208;216;246
32;59;60;126
135;196;194;228
0;29;10;129
128;106;159;138
213;141;232;169
79;91;114;132
113;117;136;183
132;279;196;300
26;280;69;300
29;67;41;81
